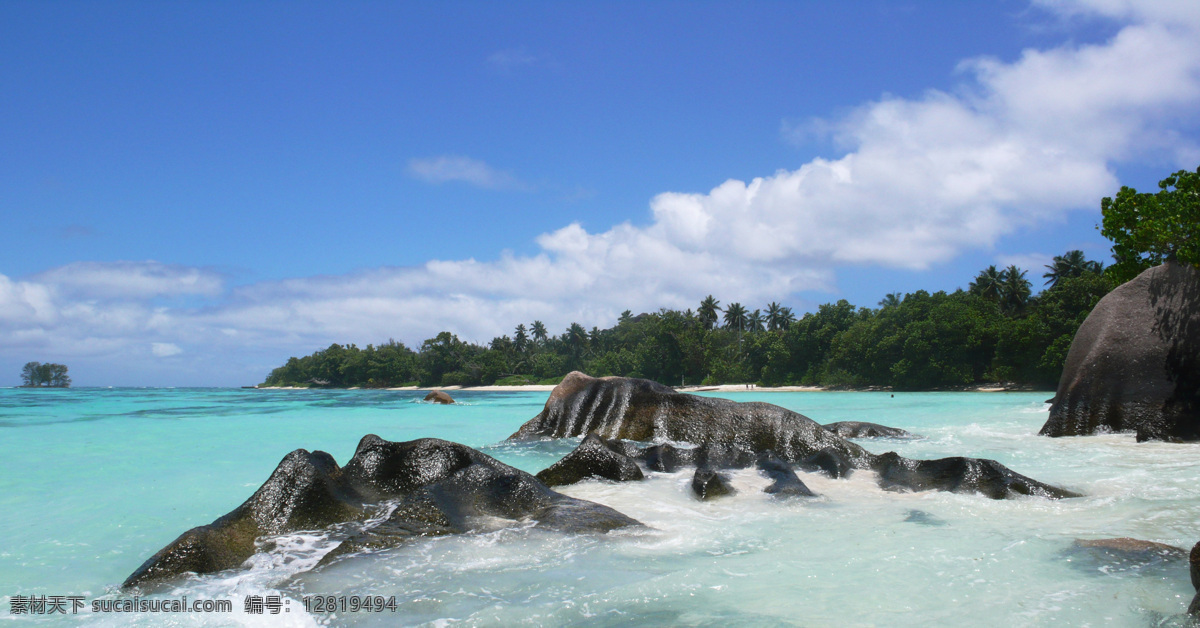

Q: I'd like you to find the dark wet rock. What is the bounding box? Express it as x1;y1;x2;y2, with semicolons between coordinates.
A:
1189;592;1200;617
1191;541;1200;591
694;442;757;469
423;390;455;404
872;452;1081;499
798;447;853;479
638;443;697;472
1041;261;1200;442
757;452;816;497
512;373;1078;500
124;436;640;589
903;509;947;526
535;433;644;486
692;467;736;500
823;421;919;439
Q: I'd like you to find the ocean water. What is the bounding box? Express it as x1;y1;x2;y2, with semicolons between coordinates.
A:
2;387;1200;627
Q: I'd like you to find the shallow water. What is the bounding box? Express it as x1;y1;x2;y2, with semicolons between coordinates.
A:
2;388;1199;626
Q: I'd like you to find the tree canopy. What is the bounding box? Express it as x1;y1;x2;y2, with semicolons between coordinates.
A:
1101;165;1200;283
20;362;71;388
262;253;1110;391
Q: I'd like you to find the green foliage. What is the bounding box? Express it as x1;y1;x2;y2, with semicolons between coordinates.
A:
20;362;71;387
1101;165;1200;283
261;253;1110;391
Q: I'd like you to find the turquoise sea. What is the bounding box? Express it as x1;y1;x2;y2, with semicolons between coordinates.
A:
3;387;1200;626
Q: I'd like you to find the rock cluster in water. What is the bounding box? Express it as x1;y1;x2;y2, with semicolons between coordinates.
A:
123;435;640;589
511;372;1079;500
1041;260;1200;441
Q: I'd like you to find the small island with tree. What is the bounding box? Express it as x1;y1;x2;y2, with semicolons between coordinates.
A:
20;362;72;388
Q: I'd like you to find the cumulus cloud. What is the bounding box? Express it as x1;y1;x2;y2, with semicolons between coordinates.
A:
3;2;1199;384
407;156;525;190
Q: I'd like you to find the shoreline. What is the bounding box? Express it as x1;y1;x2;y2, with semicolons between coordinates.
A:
253;383;1042;393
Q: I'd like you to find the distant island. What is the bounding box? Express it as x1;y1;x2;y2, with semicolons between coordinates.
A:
20;362;71;388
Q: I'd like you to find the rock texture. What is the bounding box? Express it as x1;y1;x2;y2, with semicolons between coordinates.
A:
1040;261;1200;441
535;433;644;486
513;372;1079;500
424;390;456;404
823;421;919;439
124;436;640;589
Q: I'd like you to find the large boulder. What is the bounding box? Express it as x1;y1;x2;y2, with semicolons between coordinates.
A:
1040;261;1200;441
512;373;1079;500
124;436;640;589
510;372;876;468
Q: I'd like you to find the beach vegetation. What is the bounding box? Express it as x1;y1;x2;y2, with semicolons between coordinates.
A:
1101;165;1200;282
260;252;1109;390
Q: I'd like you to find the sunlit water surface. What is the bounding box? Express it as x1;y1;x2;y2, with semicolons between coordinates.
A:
2;387;1199;626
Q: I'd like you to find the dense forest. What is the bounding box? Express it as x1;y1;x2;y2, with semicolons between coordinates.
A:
261;252;1112;390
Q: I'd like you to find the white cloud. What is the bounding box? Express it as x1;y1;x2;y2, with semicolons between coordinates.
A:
34;261;224;299
407;156;525;190
2;2;1199;384
151;342;182;357
996;252;1055;275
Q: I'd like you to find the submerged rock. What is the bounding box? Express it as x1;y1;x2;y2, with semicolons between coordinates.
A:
535;433;644;486
424;390;455;404
692;467;736;500
1072;537;1186;562
124;436;640;589
1040;261;1200;442
512;372;1078;500
903;510;947;526
823;421;919;439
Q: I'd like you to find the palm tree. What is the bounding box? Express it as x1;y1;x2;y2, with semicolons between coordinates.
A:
723;302;748;332
1001;265;1032;313
878;292;903;308
746;309;764;333
1043;250;1102;287
698;295;721;331
513;324;529;353
776;306;796;330
566;322;589;360
969;265;1006;301
765;302;796;331
531;320;548;346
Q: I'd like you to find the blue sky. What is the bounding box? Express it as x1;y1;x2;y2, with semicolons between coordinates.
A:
2;0;1199;386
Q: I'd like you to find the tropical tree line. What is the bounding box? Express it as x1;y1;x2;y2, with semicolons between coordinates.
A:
20;362;71;388
261;250;1112;390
